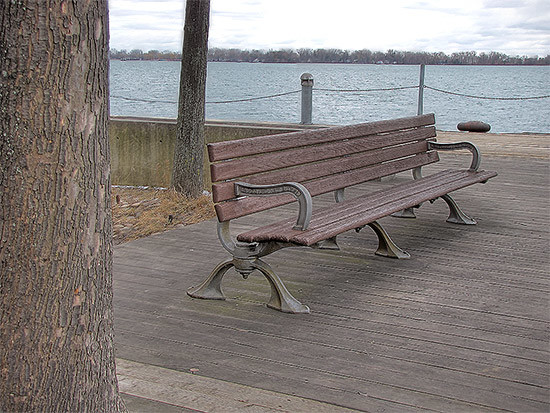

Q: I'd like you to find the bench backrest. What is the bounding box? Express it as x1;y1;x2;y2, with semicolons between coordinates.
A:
208;114;438;222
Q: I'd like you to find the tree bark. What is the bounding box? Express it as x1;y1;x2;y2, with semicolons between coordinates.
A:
0;1;125;411
172;0;210;197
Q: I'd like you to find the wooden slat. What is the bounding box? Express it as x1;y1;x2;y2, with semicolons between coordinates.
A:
212;140;431;203
236;170;463;241
210;126;436;182
236;169;498;245
215;152;439;222
235;170;463;243
215;194;295;224
290;171;497;245
289;170;497;245
302;152;439;203
208;114;436;162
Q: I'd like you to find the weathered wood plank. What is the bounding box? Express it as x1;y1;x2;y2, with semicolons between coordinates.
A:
115;308;548;412
212;140;431;202
115;277;549;380
293;170;496;243
215;151;441;222
210;127;436;182
114;147;549;413
235;169;463;242
236;170;497;245
208;113;436;161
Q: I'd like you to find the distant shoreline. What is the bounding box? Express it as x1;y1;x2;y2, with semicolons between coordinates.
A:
109;47;549;66
110;58;550;66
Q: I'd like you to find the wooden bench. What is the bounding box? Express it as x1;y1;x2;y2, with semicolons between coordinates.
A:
188;114;497;313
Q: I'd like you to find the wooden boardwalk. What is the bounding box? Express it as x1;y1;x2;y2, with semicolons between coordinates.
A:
114;147;549;412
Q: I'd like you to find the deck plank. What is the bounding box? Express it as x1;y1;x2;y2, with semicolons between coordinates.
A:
114;154;550;412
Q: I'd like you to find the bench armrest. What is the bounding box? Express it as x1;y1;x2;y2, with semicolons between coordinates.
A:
235;182;312;230
428;141;481;171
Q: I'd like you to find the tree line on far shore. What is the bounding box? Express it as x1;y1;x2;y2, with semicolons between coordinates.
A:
109;47;549;65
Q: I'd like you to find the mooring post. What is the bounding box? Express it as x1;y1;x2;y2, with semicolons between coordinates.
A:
417;64;425;115
300;73;314;124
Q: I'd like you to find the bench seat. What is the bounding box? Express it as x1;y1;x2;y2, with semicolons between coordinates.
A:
237;169;497;246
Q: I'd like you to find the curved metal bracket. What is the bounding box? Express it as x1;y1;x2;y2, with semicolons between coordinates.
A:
312;237;340;250
253;259;310;314
187;260;233;300
441;194;477;225
428;141;481;171
217;221;237;255
391;207;418;218
187;256;310;314
218;221;288;259
368;222;410;259
235;181;312;230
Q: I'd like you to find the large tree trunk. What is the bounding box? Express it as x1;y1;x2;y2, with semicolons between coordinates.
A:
172;0;210;197
0;1;125;411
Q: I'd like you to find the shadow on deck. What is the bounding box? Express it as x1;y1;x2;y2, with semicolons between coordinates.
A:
114;153;549;412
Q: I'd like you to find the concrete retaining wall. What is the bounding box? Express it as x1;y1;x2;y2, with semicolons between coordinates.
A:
109;117;324;188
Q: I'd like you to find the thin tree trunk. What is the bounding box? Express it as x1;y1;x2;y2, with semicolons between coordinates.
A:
0;1;125;411
172;0;210;197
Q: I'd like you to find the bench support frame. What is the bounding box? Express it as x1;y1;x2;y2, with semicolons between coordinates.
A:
364;222;411;259
187;255;311;314
440;194;477;225
187;222;311;313
392;195;476;224
187;215;412;313
392;143;480;224
192;117;496;314
336;188;410;259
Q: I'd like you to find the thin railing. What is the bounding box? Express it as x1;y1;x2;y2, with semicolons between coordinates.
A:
110;65;550;125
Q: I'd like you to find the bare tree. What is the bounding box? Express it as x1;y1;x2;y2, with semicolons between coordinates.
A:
0;1;125;411
172;0;211;196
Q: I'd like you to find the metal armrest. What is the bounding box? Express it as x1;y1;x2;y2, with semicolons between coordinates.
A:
235;182;312;230
428;141;481;171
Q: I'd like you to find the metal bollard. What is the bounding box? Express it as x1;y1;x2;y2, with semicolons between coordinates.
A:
417;64;425;115
300;73;314;124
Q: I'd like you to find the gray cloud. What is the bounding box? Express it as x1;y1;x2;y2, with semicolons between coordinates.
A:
109;0;550;55
483;0;525;8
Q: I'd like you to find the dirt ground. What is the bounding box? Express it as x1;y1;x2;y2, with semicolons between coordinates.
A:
111;186;215;244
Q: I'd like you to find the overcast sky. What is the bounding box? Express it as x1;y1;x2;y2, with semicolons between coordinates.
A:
109;0;550;56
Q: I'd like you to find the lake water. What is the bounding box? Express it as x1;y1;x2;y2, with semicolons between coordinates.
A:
110;61;550;133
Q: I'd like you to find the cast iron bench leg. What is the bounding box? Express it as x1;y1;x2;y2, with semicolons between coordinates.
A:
355;221;410;259
315;237;340;250
187;260;233;300
359;221;410;259
441;194;476;225
391;207;417;218
252;259;310;314
188;257;310;314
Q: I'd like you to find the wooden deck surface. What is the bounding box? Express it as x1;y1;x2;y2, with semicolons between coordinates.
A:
114;147;549;412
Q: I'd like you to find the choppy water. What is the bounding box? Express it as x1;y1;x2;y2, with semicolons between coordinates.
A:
110;61;550;133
